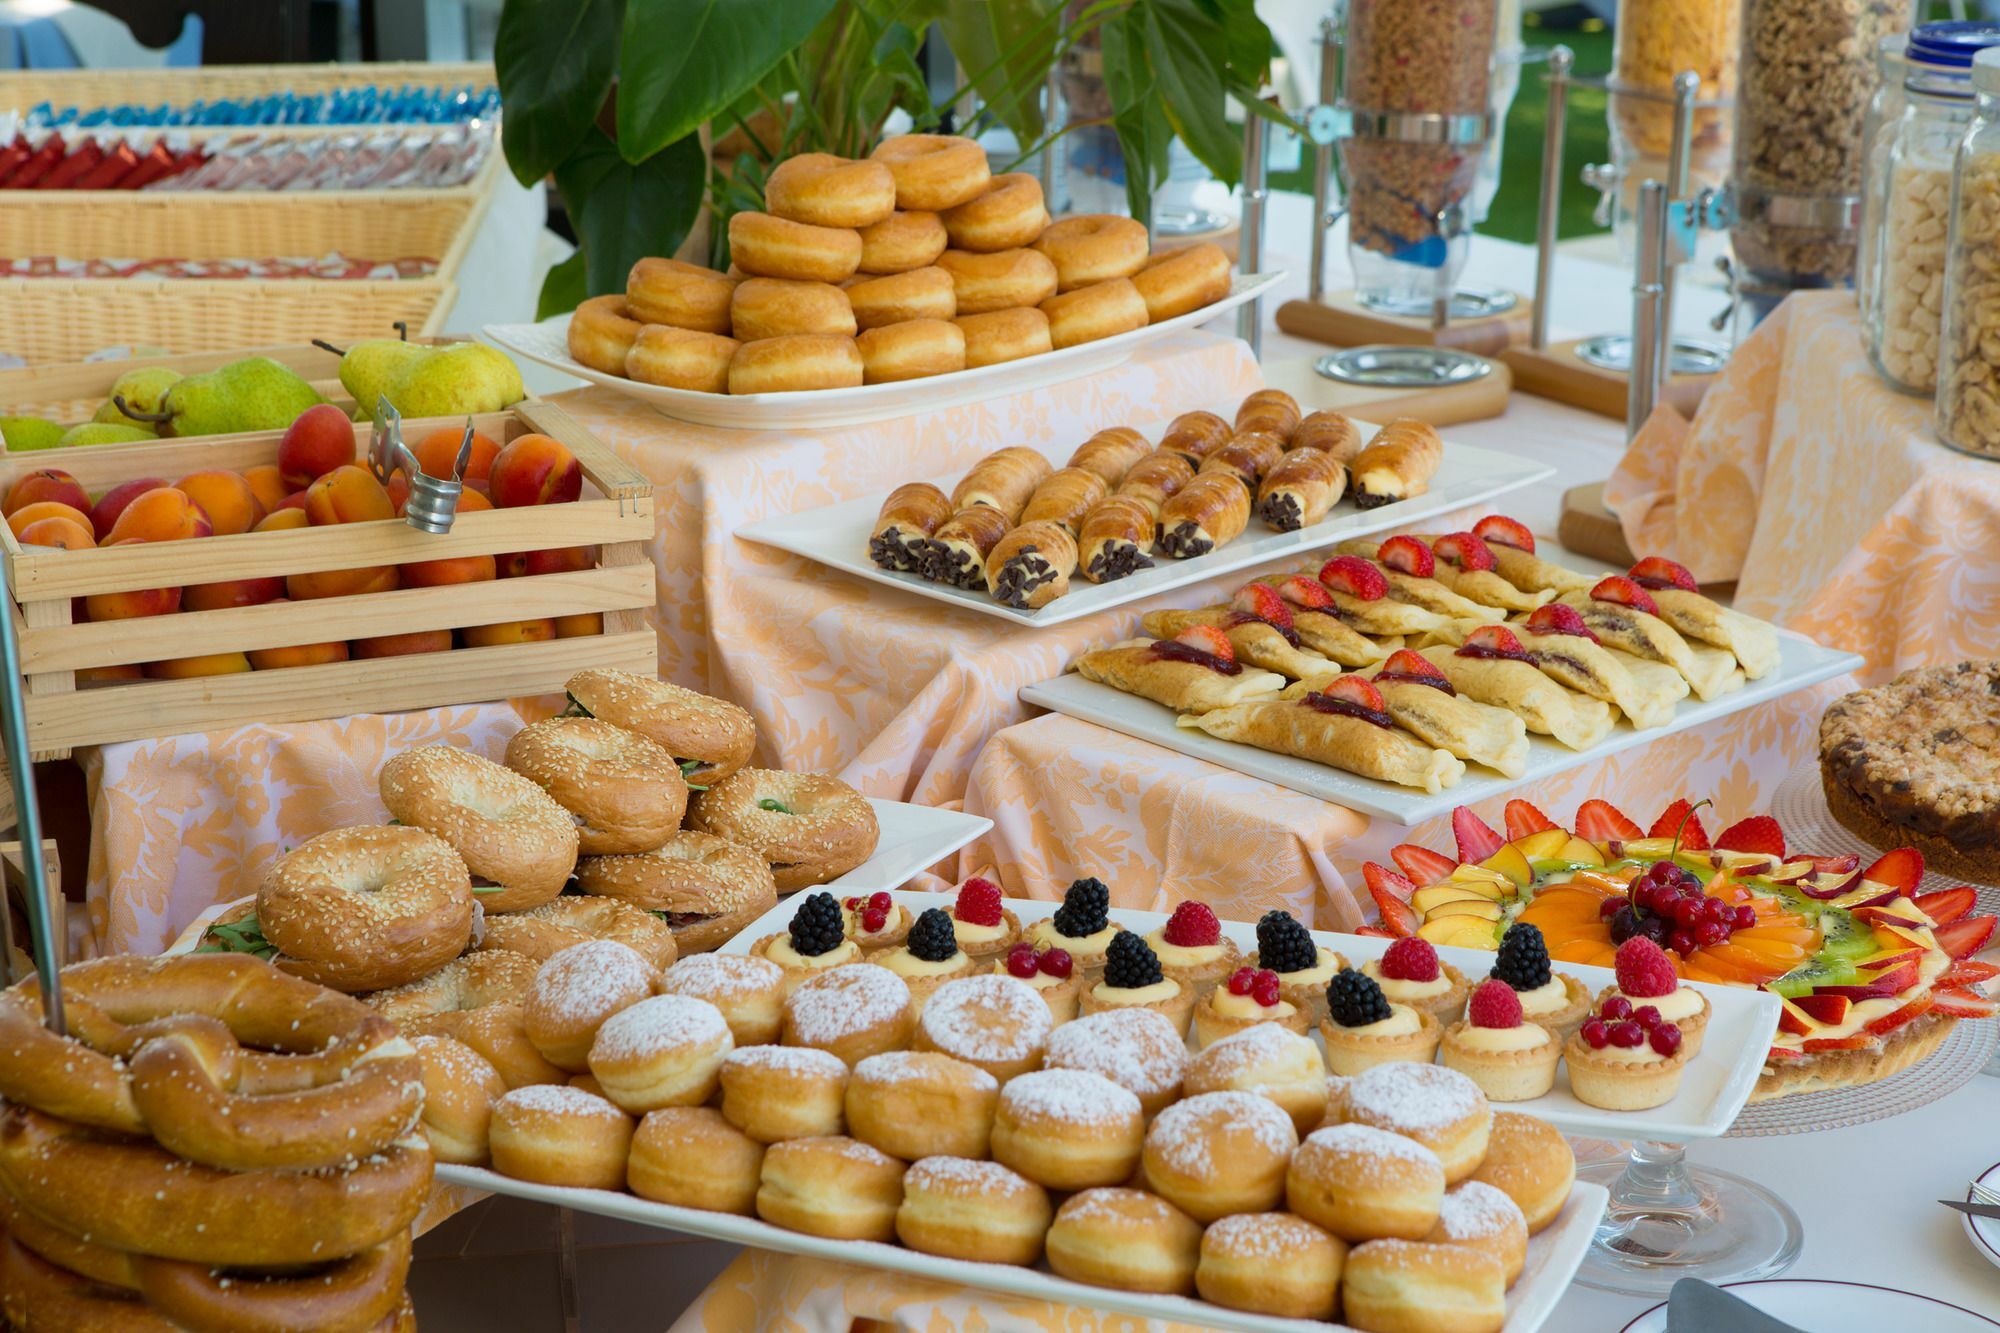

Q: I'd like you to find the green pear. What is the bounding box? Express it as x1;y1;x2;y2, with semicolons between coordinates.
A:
384;343;525;418
56;423;155;447
334;338;430;416
93;367;183;424
0;416;67;452
124;357;324;438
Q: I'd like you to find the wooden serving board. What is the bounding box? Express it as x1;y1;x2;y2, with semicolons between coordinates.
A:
1259;352;1513;427
1275;289;1534;358
1502;339;1715;421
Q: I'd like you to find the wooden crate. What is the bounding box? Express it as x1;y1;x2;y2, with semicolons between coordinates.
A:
1;401;657;760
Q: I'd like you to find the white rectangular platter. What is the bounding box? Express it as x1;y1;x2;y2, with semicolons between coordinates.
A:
725;891;1780;1141
436;1161;1605;1333
737;430;1555;628
835;798;990;894
486;271;1287;431
1021;630;1864;825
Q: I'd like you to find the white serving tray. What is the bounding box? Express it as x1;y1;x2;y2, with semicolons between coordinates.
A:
833;799;990;894
1021;630;1863;825
736;426;1555;628
724;891;1779;1141
486;272;1287;430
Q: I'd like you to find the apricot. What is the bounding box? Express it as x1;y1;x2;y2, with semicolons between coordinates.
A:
455;487;493;513
462;619;556;647
16;516;95;550
353;629;452;658
274;492;309;513
253;508;308;533
8;501;93;539
176;470;264;536
249;639;349;670
401;550;495;588
278;403;357;490
287;565;398;601
489;434;581;508
242;464;289;511
184;575;284;612
88;476;169;540
499;546;595;579
78;663;144;685
386;470;409;517
81;538;179;622
106;488;213;543
414;426;500;483
305;465;394;526
4;469;88;518
146;652;252;679
554;613;603;638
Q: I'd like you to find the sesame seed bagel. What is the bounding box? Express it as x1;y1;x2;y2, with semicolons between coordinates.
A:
565;670;758;785
257;825;475;993
687;769;880;892
504;716;689;855
479;894;679;971
380;746;579;912
574;831;778;954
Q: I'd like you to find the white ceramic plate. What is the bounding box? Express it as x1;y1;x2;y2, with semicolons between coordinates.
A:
485;272;1287;430
1965;1161;2000;1272
829;799;990;895
736;428;1554;628
1621;1279;2000;1332
1020;630;1863;825
721;891;1779;1141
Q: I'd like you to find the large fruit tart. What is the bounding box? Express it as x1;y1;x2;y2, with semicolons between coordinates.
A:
1360;798;1998;1101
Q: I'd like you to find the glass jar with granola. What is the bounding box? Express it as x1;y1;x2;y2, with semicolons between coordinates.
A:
1856;33;1909;327
1936;48;2000;456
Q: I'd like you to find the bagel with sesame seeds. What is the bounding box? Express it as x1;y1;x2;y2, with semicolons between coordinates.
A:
563;670;757;786
379;745;579;912
504;716;688;855
687;769;879;892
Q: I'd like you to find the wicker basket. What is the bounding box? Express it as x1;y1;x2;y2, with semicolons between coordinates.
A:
0;62;493;116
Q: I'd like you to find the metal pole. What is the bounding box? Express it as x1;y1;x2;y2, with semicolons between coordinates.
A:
1238;105;1269;358
1308;16;1340;303
1038;61;1060;201
1628;179;1668;441
1531;45;1573;351
0;584;62;1034
1659;70;1699;369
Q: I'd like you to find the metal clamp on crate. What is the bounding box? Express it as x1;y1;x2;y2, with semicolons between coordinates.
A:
369;397;472;534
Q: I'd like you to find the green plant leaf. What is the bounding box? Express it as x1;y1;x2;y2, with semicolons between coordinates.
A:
1102;8;1173;225
615;0;840;164
1141;0;1239;188
536;249;589;320
494;0;625;188
940;0;1060;145
556;128;708;300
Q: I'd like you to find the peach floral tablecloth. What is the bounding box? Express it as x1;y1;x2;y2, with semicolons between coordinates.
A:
1605;290;2000;678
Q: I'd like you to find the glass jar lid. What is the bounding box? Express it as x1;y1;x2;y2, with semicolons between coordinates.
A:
1878;31;1909;76
1908;20;2000;70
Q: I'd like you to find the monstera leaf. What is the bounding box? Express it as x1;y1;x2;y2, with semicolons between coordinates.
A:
494;0;625;188
615;0;841;163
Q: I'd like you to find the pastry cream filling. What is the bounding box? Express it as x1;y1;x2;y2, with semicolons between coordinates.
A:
1363;959;1450;1001
843;906;905;939
1769;950;1949;1050
1029;918;1118;957
1454;1021;1551;1052
880;949;970;978
1274;947;1341;987
1091;978;1180;1005
1146;931;1231;967
764;937;859;970
1514;975;1573;1016
1332;1004;1421;1038
1578;1041;1668;1065
1611;984;1702;1022
1211;990;1296;1020
1017;969;1069;991
951;917;1011;944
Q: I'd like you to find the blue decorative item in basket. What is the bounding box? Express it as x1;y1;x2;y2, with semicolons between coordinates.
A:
26;84;499;129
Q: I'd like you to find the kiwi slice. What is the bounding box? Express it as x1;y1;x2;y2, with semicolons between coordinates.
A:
1769;955;1862;998
1815;908;1878;960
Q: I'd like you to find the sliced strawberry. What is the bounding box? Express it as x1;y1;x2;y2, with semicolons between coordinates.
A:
1913;886;1977;925
1377;534;1435;577
1463;624;1526;655
1714;815;1785;859
1354;925;1396;938
1451;807;1505;864
1378;648;1450;683
1802;1033;1875;1052
1504;799;1558;841
1791;993;1851;1026
1764;1045;1805;1062
1276;573;1334;610
1522;603;1601;642
1932;987;1999;1019
1432;531;1496;572
1864;990;1936;1037
1628;556;1698;592
1172;625;1235;662
1230;582;1295;628
1319;555;1388;601
1392;842;1460;885
1574;798;1644;841
1862;847;1924;897
1472;515;1535;553
1363;861;1418;903
1368;882;1421;937
1322;674;1386;711
1589;575;1660;616
1944;959;2000;986
1934;915;1997;959
1647;799;1712;851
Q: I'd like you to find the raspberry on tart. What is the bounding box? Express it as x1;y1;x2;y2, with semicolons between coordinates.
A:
1247;910;1346;1023
1318;966;1440;1076
1596;936;1709;1056
1441;978;1561;1102
1025;876;1128;973
1144;900;1242;997
949;875;1021;958
1080;930;1195;1035
1363;937;1469;1023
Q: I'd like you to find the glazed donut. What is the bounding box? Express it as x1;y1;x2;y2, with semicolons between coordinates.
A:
1286;1123;1445;1242
1197;1213;1345;1320
0;1102;428;1267
730;277;857;342
938;247;1058;314
523;938;657;1072
1426;1180;1529;1287
1344;1062;1492;1185
0;1237;176;1333
781;963;913;1066
625;324;739;393
727;211;862;283
1142;1090;1299;1223
367;949;563;1088
857;210;949;274
139;1233;412;1333
379;745;577;912
1039;277;1148;349
655;952;787;1046
1341;1238;1507;1333
411;1033;506;1164
257;824;474;993
845;1050;999;1161
956;307;1053;368
728;334;865;394
479;894;678;972
687;768;879;892
764;152;896;228
1185;1022;1328;1139
586;993;733;1113
504;716;688;855
567;294;645;374
844;266;957;329
488;1084;634;1190
1236;387;1302;439
870;134;991;211
942;172;1049;252
914;973;1052;1083
757;1135;907;1241
1045;1188;1202;1296
1043;1006;1188;1118
565;669;756;785
718;1044;849;1142
991;1068;1143;1191
1033;214;1149;292
626;256;737;334
1469;1110;1575;1235
585;835;776;958
896;1156;1052;1266
627;1106;766;1214
857;318;966;384
1132;241;1232;323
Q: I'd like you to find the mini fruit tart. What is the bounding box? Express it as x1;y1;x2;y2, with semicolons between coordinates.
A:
1441;978;1562;1102
1484;923;1589;1040
1597;937;1709;1057
949;875;1020;959
1362;937;1469;1023
842;890;911;951
1564;992;1691;1111
1193;966;1309;1048
1145;901;1242;998
1318;967;1441;1076
1000;940;1083;1023
750;890;860;994
1079;930;1195;1035
1024;876;1127;975
1246;910;1345;1022
871;906;983;1014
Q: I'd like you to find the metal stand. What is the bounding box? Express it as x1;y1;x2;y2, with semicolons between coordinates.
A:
1238;105;1269;360
0;546;62;1034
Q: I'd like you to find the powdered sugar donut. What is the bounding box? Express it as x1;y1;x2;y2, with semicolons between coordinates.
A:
914;974;1051;1083
990;1067;1142;1191
1140;1090;1298;1222
586;993;733;1113
1043;1006;1187;1117
718;1045;849;1143
1342;1061;1491;1184
488;1084;634;1190
844;1050;998;1161
523;940;656;1073
780;963;912;1066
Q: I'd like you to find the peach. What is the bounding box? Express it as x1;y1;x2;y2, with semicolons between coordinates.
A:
401;550;495;588
554;613;603;638
287;565;398;601
353;629;452;659
16;516;95;550
489;434;581;508
305;465;394;526
462;619;556;647
106;488;212;544
88;476;169;540
278;403;357;490
253;508;308;533
243;464;289;511
78;663;144;685
415;426;500;483
274;492;309;514
499;545;595;579
176;470;265;536
5;469;88;518
184;575;284;612
84;579;181;621
146;652;252;679
8;501;93;539
249;633;349;669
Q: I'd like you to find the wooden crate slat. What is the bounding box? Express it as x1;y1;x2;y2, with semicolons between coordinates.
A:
519;400;651;500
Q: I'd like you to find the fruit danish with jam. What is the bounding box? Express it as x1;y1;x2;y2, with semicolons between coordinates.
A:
1142;584;1346;681
1178;674;1468;795
1070;625;1286;714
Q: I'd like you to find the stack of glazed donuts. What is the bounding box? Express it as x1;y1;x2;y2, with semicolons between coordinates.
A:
566;132;1234;394
0;954;428;1332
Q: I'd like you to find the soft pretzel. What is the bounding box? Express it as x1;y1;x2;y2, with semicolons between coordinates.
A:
379;745;578;912
949;445;1053;521
0;1236;173;1333
139;1233;413;1333
257;825;475;993
367;949;564;1089
687;769;879;892
564;669;757;785
505;716;689;854
1019;466;1110;536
